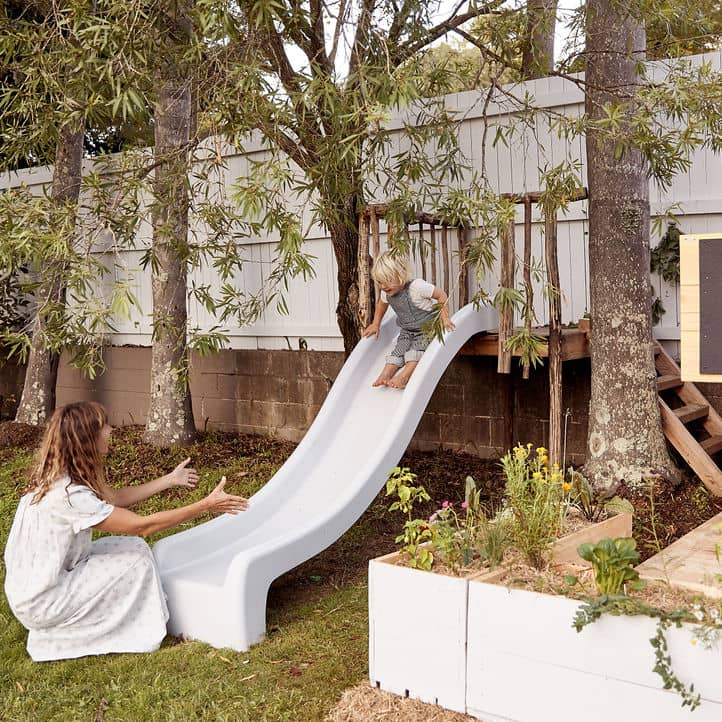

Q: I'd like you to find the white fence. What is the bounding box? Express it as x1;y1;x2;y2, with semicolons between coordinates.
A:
3;52;722;353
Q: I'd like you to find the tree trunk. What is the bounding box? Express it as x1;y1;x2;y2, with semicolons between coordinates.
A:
142;69;196;447
583;0;676;488
328;195;362;356
521;0;558;80
15;117;85;426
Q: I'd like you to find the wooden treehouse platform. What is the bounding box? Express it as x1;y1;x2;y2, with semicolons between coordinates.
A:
460;326;591;362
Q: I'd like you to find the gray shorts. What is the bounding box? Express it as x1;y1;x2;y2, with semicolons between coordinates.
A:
387;329;430;366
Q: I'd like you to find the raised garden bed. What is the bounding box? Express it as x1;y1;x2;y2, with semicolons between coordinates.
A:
368;512;633;712
466;580;722;722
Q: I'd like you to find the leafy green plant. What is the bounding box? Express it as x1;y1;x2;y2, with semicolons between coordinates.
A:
577;537;644;595
385;467;433;570
386;470;512;574
567;468;634;522
501;444;568;569
573;595;701;710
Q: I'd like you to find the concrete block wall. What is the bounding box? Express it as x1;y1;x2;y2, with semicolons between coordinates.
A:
3;348;597;463
51;347;598;462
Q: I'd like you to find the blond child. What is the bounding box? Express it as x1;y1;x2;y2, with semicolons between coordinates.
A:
362;252;455;388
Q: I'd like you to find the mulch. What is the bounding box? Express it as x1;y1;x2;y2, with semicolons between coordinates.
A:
329;683;480;722
0;421;42;450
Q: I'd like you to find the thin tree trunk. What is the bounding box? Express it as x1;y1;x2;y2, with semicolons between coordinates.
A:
328;195;362;356
15;117;85;425
521;0;558;80
583;0;675;488
142;67;196;447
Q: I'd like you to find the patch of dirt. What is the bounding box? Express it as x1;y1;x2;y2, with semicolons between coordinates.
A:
329;682;479;722
618;473;722;562
0;421;43;450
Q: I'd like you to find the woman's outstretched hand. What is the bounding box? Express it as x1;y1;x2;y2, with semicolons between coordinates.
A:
205;476;249;515
168;458;199;489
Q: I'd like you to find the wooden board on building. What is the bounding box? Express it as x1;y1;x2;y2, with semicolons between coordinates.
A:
460;326;590;361
680;233;722;382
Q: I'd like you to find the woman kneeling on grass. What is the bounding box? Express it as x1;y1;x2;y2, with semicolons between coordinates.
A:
3;401;248;662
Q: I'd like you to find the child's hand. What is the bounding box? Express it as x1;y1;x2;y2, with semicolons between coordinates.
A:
362;323;380;338
443;317;456;332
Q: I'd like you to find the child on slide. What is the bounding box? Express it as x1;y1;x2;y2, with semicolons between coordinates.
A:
362;251;455;389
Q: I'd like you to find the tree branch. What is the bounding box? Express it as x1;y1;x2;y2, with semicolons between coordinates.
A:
349;0;375;79
328;0;348;67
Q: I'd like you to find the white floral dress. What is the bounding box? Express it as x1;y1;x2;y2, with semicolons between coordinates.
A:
3;477;169;661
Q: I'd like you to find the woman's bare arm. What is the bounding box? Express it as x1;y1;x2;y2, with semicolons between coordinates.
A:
94;477;247;537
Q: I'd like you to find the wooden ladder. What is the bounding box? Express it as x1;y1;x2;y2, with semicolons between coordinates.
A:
655;343;722;495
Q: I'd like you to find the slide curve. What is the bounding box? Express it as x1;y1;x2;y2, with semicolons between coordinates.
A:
153;303;497;651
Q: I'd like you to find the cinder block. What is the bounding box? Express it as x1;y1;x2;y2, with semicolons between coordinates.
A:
426;383;465;415
284;402;313;430
305;351;344;381
413;412;440;443
104;346;152;371
249;400;286;429
288;377;332;406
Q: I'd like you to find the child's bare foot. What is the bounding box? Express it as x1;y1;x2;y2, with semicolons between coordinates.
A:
386;363;417;389
372;363;400;387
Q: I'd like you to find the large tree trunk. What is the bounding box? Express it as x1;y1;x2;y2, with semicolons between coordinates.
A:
521;0;558;79
15;118;85;425
328;195;362;356
583;0;675;488
142;67;196;447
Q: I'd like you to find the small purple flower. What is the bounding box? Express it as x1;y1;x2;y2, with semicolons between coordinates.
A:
461;501;468;509
442;500;450;509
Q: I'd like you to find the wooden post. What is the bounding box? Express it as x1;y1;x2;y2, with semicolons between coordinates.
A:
458;227;469;307
358;211;371;327
545;210;563;468
418;220;427;279
441;224;450;296
430;223;437;286
522;196;534;380
498;220;515;374
370;207;381;302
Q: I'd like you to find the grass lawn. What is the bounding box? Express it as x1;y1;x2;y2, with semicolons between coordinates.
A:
4;423;712;721
0;433;371;722
0;428;500;722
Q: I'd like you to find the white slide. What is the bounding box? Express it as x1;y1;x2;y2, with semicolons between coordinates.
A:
153;303;497;651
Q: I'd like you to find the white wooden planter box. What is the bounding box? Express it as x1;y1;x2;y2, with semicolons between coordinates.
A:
368;550;487;711
466;581;722;722
368;512;632;713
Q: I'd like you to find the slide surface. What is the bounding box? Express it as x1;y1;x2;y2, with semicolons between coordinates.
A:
153;303;497;650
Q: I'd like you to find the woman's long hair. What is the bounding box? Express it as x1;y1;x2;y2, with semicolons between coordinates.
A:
26;401;108;503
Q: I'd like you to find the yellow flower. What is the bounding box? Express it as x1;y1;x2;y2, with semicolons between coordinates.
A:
532;471;543;480
514;447;528;460
540;456;549;465
552;463;560;470
562;482;571;491
536;446;547;455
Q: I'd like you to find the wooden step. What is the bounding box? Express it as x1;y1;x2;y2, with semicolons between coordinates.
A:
701;436;722;456
674;403;710;424
656;374;683;391
660;399;722;495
